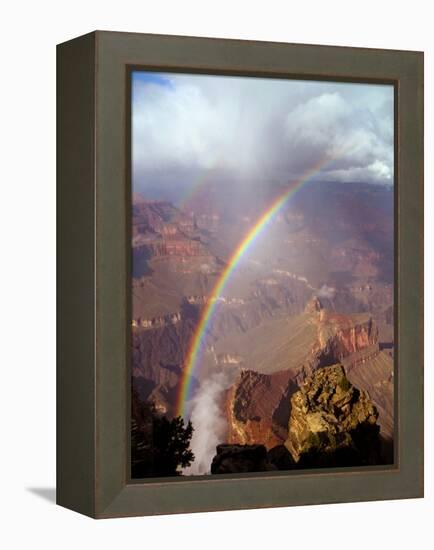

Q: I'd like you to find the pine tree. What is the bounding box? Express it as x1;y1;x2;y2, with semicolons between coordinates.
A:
131;394;194;478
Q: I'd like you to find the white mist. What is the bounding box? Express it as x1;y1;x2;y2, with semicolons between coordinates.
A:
183;372;231;475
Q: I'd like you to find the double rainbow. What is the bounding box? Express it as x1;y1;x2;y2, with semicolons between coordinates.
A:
175;154;341;418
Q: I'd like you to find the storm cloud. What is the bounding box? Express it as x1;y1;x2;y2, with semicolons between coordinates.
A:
132;71;394;197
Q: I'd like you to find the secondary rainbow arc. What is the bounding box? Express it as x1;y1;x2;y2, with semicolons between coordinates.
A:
179;161;223;212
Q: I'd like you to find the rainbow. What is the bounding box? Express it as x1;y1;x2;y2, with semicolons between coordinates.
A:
175;154;343;418
179;163;221;211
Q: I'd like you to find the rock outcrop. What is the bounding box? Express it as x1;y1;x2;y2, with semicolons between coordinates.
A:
132;311;182;330
285;364;381;467
343;349;394;454
225;369;298;449
224;306;382;452
314;311;379;365
211;444;273;474
304;296;323;314
211;443;298;474
131;303;200;417
132;196;219;277
132;198;195;237
135;238;209;259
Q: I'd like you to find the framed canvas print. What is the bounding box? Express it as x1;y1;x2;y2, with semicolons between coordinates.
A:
57;31;423;518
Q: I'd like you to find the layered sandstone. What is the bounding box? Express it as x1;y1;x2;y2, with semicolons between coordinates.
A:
224;302;384;450
132;197;217;277
313;309;379;367
131;302;199;417
225;369;298;449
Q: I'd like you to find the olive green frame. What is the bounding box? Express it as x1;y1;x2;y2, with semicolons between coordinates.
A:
57;31;423;518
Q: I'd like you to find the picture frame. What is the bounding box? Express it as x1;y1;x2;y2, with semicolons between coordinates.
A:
57;30;423;518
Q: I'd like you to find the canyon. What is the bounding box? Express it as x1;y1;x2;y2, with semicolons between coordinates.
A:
211;364;382;474
223;299;393;458
131;181;395;474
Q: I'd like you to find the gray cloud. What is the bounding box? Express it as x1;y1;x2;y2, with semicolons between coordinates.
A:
132;72;394;196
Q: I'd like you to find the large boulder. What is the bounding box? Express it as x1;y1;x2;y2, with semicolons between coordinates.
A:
267;444;296;470
285;364;381;467
211;444;274;474
210;443;297;474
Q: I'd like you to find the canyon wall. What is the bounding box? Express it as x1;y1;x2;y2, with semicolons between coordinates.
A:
225;303;393;452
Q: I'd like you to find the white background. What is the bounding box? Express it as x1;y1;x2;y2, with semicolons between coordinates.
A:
1;1;431;548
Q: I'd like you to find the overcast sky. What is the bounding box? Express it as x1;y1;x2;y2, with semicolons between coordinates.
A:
132;71;394;199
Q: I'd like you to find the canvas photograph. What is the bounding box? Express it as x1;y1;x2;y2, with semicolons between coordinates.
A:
130;70;395;479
